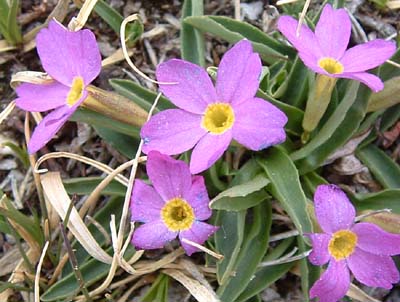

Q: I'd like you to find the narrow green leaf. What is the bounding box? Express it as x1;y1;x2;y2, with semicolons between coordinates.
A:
210;174;269;211
140;274;169;302
356;145;400;189
93;0;143;45
351;189;400;213
380;104;400;132
109;78;172;112
93;125;138;158
63;177;125;196
291;81;359;161
181;0;205;66
257;148;313;234
184;16;295;64
2;142;29;168
294;83;371;174
6;0;22;44
217;202;272;302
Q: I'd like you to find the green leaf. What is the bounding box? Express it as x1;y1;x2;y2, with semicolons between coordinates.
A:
356;145;400;189
236;239;295;302
217;202;272;302
210;174;269;211
257;148;313;234
215;210;246;285
140;274;169;302
1;142;29;168
351;189;400;214
93;125;138;158
63;177;125;196
71;107;140;137
184;16;295;64
6;0;22;44
294;83;371;174
110;78;172;112
94;0;143;45
181;0;205;66
291;81;360;161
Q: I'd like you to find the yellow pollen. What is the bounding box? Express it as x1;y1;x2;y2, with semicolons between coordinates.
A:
161;198;195;231
201;103;235;134
328;230;357;260
66;77;84;107
318;57;344;75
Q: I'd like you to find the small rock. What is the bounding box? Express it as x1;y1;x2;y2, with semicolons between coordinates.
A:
241;1;264;21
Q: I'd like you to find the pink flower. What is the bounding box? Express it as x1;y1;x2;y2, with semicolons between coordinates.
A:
308;184;400;302
130;151;218;255
15;20;101;153
140;39;287;174
277;4;396;92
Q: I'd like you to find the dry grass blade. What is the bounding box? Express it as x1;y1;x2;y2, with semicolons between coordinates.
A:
10;71;53;89
163;268;220;302
347;283;381;302
134;248;185;274
296;0;311;36
35;152;129;185
40;172;112;263
34;241;49;302
68;0;99;31
387;0;400;9
0;101;16;125
102;48;134;67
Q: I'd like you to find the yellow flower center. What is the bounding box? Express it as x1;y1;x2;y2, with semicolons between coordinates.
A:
66;77;84;107
161;198;195;231
201;103;235;134
318;57;344;74
328;230;357;260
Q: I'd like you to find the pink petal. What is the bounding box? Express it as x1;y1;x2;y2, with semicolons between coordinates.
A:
146;151;192;201
179;221;218;255
298;51;326;74
310;260;350;302
339;72;384;92
307;233;331;266
15;82;70;112
130;180;164;223
348;248;399;289
314;184;355;233
156;59;217;114
131;220;177;250
215;40;261;105
190;131;232;174
27;92;85;154
183;176;212;221
340;39;396;73
141;109;206;155
352;222;400;256
277;16;323;60
315;4;351;59
36;20;101;86
232;97;287;150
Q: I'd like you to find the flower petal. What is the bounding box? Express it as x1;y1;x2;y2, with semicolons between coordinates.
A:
307;233;331;266
190;131;232;174
27;91;85;154
277;16;323;60
315;4;351;59
130;179;164;223
146;151;192;201
156;59;217;114
313;184;355;233
348;248;399;289
339;72;384;92
131;221;177;250
310;260;350;302
352;222;400;256
215;40;261;105
141;109;206;155
15;82;70;112
341;39;396;73
232;97;287;150
179;221;218;255
36;20;101;86
183;176;212;221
